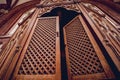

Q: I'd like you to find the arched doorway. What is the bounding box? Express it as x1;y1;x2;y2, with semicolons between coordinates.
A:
41;7;79;51
8;6;114;80
41;7;79;80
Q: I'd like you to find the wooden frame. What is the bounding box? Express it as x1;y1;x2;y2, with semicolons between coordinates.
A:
0;8;40;80
63;15;114;80
77;3;120;72
12;16;61;80
0;0;39;34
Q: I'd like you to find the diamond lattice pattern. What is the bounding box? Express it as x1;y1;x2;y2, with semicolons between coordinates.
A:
18;18;56;75
65;18;104;76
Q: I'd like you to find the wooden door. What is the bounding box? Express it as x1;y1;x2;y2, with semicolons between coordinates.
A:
63;15;115;80
12;16;61;80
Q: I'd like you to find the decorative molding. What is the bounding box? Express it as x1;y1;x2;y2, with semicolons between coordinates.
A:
36;0;82;8
88;1;120;25
38;4;81;17
78;2;120;72
95;0;120;13
0;8;35;80
0;0;39;35
64;15;114;80
0;42;3;52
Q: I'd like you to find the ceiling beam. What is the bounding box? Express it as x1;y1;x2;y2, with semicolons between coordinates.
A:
6;0;12;9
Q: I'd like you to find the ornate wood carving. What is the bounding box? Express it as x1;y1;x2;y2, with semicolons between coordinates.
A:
95;0;120;13
62;4;81;13
38;4;81;17
87;1;120;25
0;0;39;35
78;2;120;72
0;0;119;79
36;0;82;16
0;8;36;80
64;15;114;80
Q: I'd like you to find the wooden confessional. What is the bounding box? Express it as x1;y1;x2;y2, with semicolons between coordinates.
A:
0;2;120;80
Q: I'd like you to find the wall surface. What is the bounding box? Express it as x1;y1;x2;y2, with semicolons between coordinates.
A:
114;0;120;2
11;0;32;7
0;0;6;4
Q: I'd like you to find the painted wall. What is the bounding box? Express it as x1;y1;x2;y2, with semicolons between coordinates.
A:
113;0;120;2
0;0;6;4
0;0;32;6
11;0;32;7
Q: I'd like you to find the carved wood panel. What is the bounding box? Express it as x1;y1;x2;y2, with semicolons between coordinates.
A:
0;10;33;80
78;2;120;72
12;17;61;80
64;15;114;80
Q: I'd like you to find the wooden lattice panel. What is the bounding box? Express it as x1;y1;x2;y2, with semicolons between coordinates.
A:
65;18;103;75
79;2;120;72
64;15;114;80
13;17;61;80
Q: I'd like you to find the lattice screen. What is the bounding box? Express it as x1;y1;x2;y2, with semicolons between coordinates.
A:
64;15;114;80
13;17;60;80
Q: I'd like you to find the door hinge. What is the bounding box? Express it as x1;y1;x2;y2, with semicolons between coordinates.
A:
56;32;59;37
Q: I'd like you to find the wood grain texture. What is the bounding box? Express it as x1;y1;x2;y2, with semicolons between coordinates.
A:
78;2;120;72
12;16;61;80
64;15;114;80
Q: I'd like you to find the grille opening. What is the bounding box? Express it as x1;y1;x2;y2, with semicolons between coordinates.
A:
41;7;79;80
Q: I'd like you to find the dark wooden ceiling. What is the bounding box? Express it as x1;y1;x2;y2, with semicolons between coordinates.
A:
0;0;31;10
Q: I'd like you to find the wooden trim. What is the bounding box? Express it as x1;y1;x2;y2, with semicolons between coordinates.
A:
0;0;39;35
18;11;34;26
63;15;114;80
12;16;61;80
63;36;72;80
0;9;35;68
0;8;35;69
73;73;106;79
15;75;55;80
11;9;40;80
11;0;19;9
77;3;120;72
55;16;61;80
63;15;79;80
78;15;114;78
89;1;120;24
95;0;120;13
2;8;40;80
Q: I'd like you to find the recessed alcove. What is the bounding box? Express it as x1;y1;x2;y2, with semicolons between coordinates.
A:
41;7;79;80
